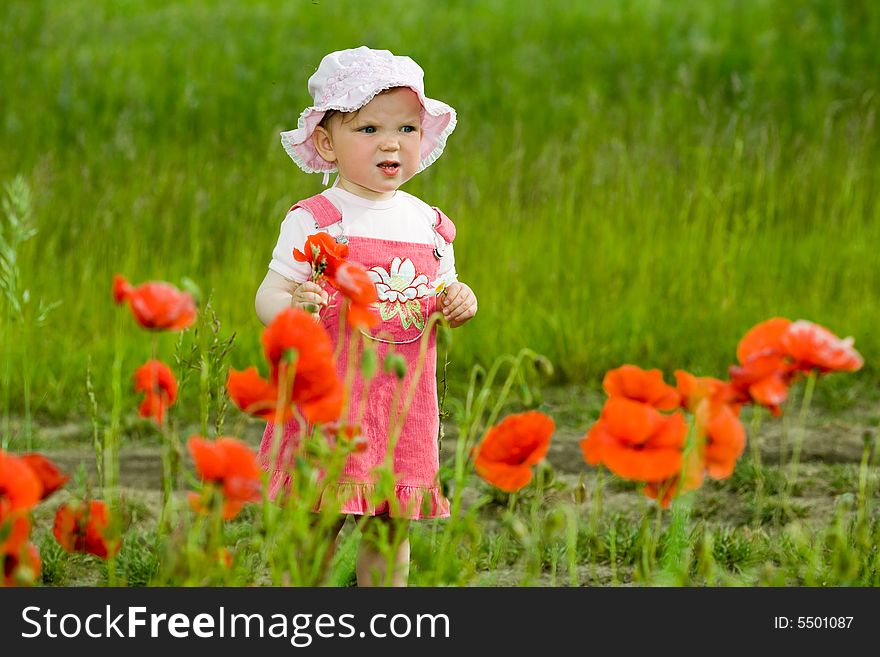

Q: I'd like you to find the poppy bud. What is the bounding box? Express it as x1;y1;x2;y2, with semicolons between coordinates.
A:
384;353;407;380
360;346;378;380
534;355;554;378
574;475;587;506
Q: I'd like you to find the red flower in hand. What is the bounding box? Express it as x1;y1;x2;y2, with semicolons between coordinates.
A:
293;233;349;279
188;436;262;520
113;275;197;331
474;411;555;492
53;500;119;559
134;360;178;425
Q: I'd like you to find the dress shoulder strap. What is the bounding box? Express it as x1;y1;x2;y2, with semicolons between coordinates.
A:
432;207;456;244
290;194;342;229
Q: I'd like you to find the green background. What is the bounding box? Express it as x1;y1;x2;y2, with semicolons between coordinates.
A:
1;0;878;421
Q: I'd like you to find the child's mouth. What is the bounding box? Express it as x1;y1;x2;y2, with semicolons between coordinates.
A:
377;161;400;176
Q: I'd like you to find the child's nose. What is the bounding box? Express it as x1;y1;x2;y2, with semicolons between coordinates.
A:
379;137;400;151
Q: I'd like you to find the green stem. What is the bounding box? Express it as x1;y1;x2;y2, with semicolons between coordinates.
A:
199;323;210;438
788;371;817;484
856;438;872;526
1;303;11;450
652;500;664;571
564;506;579;587
748;406;765;527
105;313;124;506
608;524;618;586
22;323;32;451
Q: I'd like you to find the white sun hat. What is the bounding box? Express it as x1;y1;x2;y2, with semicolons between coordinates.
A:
280;46;457;182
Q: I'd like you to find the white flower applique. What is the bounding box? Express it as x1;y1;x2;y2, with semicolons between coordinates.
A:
367;257;431;330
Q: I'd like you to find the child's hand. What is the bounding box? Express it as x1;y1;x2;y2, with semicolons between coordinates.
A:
292;281;329;316
438;282;477;328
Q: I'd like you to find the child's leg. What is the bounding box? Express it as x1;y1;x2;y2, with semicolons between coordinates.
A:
356;514;410;587
319;515;348;576
289;514;345;585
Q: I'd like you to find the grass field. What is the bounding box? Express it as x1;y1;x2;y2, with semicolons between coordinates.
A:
2;0;878;422
1;0;879;588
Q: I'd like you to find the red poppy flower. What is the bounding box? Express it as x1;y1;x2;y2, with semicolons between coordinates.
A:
262;307;333;374
736;317;792;364
53;500;119;559
19;454;68;501
1;451;43;559
781;320;863;374
603;365;681;411
299;377;344;425
695;398;746;480
729;318;798;415
330;261;379;307
318;423;367;454
188;436;261;520
339;424;367;453
322;260;380;328
261;308;342;424
580;397;688;483
293;233;349;279
215;547;233;569
3;542;40;587
113;274;197;331
187;491;246;522
227;367;291;423
728;352;792;416
0;450;43;514
643;448;706;508
474;411;555;492
673;370;731;413
347;301;381;329
133;360;178;425
0;514;31;560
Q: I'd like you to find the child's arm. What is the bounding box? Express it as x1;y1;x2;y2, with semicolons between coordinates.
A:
437;282;477;328
255;270;328;326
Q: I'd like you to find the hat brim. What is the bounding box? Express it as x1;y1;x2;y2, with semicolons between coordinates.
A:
280;85;456;175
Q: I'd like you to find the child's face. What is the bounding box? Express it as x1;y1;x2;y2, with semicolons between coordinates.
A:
314;87;423;201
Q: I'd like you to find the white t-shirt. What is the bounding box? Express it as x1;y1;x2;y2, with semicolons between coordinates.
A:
268;185;457;284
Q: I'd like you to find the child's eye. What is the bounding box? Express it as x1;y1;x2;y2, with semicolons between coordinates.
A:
400;125;418;133
358;126;376;134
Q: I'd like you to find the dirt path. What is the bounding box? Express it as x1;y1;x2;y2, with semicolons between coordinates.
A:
36;423;868;489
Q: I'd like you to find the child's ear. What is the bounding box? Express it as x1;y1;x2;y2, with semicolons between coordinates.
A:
312;126;337;163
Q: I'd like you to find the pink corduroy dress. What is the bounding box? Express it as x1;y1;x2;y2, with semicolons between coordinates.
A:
258;194;454;519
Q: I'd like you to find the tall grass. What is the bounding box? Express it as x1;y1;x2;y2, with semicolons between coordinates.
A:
1;0;878;423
